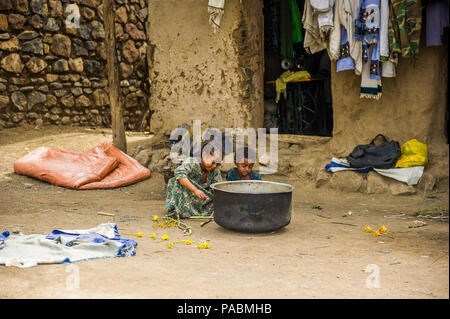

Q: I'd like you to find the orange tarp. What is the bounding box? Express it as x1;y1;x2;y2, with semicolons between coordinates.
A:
14;141;151;189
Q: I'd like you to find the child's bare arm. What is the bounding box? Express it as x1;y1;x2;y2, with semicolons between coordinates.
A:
178;178;207;200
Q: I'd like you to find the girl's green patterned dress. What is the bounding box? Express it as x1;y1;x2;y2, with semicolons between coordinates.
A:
165;157;222;218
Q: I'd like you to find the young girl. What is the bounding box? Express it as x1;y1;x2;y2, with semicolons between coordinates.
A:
226;146;262;181
165;141;223;218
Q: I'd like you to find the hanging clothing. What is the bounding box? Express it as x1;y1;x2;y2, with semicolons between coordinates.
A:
388;0;422;58
336;26;356;72
379;0;390;58
208;0;226;32
381;52;398;77
302;0;330;54
354;0;381;44
378;0;397;77
310;0;335;39
329;0;363;75
281;0;294;58
426;0;449;47
360;42;382;99
290;0;303;43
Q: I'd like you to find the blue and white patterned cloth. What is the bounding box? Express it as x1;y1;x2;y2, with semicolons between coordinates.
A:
0;223;137;268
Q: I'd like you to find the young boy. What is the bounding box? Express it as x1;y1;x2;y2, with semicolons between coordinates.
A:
226;146;262;181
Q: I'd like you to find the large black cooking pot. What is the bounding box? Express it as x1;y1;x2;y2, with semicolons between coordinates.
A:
210;180;295;233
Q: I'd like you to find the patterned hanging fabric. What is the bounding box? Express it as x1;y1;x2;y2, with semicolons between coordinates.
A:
388;0;422;58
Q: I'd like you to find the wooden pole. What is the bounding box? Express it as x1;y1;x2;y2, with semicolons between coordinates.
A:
104;0;127;152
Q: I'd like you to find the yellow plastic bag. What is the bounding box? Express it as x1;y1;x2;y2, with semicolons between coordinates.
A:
395;139;428;168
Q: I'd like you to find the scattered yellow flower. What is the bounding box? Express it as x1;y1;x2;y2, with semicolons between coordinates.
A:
185;238;192;245
365;226;373;233
379;225;389;233
150;233;156;239
373;230;381;237
168;243;173;249
162;234;169;241
137;232;143;237
197;242;211;249
153;215;158;221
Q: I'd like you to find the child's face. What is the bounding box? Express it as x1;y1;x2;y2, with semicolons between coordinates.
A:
235;158;254;177
201;151;222;171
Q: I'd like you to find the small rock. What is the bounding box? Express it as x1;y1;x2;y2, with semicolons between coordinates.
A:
85;41;97;51
78;25;91;40
81;7;95;20
28;14;44;29
125;23;146;40
0;14;7;32
25;57;47;73
50;34;71;57
21;38;44;55
69;57;84;73
44;17;60;32
49;0;63;17
11;91;27;111
7;14;26;30
0;94;10;109
75;95;91;107
52;59;69;73
83;59;101;74
60;95;74;107
17;30;39;41
16;0;29;13
91;20;105;39
27;91;47;111
1;53;24;73
116;6;128;24
35;118;43;128
0;37;20;52
390;183;416;196
45;94;57;107
61;116;71;125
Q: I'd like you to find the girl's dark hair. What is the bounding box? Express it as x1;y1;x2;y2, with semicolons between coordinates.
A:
201;140;223;157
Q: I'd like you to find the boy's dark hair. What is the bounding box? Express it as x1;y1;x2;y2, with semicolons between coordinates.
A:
235;146;256;163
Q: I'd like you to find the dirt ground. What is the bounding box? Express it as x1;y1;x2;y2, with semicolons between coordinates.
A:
0;125;448;299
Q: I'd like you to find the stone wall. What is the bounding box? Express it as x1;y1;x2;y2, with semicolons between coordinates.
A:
0;0;149;130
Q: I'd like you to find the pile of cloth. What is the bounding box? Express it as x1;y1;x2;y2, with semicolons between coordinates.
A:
325;157;424;185
0;223;137;268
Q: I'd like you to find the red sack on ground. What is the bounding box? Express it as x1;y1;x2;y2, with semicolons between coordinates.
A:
14;141;150;189
80;141;151;189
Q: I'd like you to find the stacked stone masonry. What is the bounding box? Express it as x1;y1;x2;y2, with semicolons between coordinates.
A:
0;0;149;130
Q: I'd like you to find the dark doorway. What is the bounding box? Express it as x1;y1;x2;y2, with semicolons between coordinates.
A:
263;0;333;136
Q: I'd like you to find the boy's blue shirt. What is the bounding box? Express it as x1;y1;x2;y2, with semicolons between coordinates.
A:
226;167;262;181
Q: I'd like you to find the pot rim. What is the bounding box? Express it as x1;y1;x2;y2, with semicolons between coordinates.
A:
210;180;296;195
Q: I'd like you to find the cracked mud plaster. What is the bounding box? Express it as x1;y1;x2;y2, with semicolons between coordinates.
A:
147;0;263;135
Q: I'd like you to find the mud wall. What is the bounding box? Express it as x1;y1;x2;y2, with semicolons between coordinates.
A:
330;42;448;159
0;0;149;130
147;0;263;135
